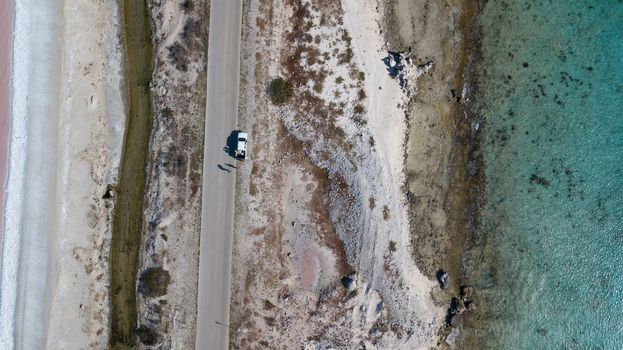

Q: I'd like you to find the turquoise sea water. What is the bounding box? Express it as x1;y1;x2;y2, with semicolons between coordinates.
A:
464;0;623;349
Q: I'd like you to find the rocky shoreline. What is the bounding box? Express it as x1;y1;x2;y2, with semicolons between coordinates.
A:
381;0;486;346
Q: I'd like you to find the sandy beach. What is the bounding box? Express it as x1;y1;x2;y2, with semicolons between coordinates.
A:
1;0;126;348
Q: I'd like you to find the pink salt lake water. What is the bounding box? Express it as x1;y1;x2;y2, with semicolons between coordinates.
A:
0;0;12;250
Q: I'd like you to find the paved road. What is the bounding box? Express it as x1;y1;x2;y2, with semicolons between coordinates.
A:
196;0;242;348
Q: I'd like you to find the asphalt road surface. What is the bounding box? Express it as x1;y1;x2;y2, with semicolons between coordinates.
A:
195;0;243;348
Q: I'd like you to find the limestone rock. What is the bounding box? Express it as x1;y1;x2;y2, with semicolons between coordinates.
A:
436;269;449;289
341;273;358;292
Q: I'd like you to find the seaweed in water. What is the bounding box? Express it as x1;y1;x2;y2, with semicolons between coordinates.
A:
529;174;550;188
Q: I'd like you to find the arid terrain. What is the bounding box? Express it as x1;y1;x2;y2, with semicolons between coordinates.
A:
226;0;478;348
131;0;476;347
2;0;476;348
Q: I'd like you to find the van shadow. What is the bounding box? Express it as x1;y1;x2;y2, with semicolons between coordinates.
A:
223;130;239;158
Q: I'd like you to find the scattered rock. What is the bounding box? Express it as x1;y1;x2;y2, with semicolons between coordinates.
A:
382;51;433;95
375;301;383;314
448;312;463;328
448;297;466;315
445;326;460;347
369;326;381;338
471;120;481;136
102;184;114;199
383;51;409;76
460;285;477;310
436;269;449;289
456;298;466;314
537;328;548;336
341;273;358;292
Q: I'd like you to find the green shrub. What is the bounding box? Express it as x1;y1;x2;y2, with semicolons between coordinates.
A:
162;107;173;119
138;267;171;298
358;89;366;100
368;136;375;147
181;0;194;12
313;81;324;94
338;48;353;65
268;77;294;105
388;240;397;252
136;325;159;346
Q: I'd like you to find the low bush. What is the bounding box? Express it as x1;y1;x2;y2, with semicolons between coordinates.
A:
268;77;294;105
383;205;390;220
138;267;171;298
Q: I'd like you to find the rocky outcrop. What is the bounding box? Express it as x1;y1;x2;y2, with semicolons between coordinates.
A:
460;285;477;311
383;51;433;95
341;273;358;292
436;269;449;289
444;286;478;346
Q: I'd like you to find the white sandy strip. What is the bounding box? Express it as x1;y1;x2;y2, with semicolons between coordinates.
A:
1;0;62;348
45;1;125;348
342;0;443;347
1;0;126;348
